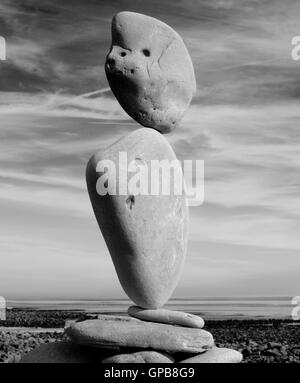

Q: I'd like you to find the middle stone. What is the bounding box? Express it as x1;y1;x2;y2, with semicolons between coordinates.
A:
86;128;189;308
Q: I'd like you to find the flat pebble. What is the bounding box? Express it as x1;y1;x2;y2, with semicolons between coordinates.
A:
66;316;214;353
180;347;243;363
102;350;174;363
128;306;204;328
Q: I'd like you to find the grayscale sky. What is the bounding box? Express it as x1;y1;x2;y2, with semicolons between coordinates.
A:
0;0;299;300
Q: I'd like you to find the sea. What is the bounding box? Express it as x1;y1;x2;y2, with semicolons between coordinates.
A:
6;296;299;320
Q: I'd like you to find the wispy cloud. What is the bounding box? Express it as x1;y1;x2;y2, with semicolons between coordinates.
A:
0;89;129;118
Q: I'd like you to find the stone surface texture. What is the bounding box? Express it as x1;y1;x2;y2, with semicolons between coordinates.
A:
86;128;189;309
102;350;174;363
66;317;214;353
105;11;196;133
128;306;204;328
180;347;243;363
19;342;119;363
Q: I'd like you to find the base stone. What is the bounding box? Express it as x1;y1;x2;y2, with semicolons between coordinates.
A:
66;315;214;353
19;342;120;363
102;350;174;363
180;347;243;363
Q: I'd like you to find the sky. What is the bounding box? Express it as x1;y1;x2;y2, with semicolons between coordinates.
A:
0;0;299;300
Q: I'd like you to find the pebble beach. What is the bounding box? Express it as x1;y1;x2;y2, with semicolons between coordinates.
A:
0;310;299;363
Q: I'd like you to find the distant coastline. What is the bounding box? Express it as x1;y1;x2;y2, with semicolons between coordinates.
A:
5;296;296;320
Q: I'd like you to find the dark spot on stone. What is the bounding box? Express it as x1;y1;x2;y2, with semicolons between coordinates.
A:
177;205;182;217
107;57;115;69
120;51;126;57
142;49;151;57
130;69;135;74
135;157;146;167
138;110;146;118
126;195;135;210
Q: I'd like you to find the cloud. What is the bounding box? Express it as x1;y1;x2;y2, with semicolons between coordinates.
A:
169;102;300;250
0;89;130;119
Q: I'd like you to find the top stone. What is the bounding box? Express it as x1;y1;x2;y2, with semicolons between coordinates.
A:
105;11;196;133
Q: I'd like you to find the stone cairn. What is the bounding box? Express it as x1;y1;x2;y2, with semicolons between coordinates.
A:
21;11;243;364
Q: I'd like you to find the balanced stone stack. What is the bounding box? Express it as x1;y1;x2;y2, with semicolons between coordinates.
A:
20;11;242;364
65;310;242;363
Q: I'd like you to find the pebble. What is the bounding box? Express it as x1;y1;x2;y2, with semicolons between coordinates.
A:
105;11;196;133
102;350;174;363
65;316;214;353
19;341;119;363
180;347;243;363
128;306;204;328
86;128;188;309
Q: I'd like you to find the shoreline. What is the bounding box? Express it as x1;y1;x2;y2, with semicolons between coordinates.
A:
0;310;299;363
1;307;297;326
